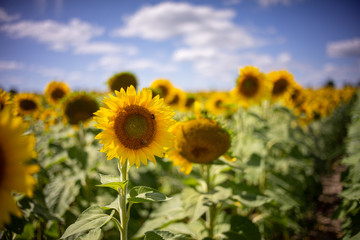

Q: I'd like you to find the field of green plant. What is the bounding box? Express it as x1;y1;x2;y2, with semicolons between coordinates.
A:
0;68;359;240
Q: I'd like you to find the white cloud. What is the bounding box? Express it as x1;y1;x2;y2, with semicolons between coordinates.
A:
89;55;177;73
327;38;360;58
74;42;138;55
1;18;104;51
0;60;24;71
113;2;262;49
0;8;20;22
0;18;138;56
256;0;303;7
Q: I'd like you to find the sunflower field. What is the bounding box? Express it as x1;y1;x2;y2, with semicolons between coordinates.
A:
0;67;359;240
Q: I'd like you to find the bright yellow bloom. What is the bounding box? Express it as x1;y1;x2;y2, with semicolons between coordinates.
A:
150;79;175;103
94;86;175;168
44;81;70;105
0;107;39;227
267;70;297;102
13;93;42;117
166;88;187;110
0;89;11;111
233;66;270;107
167;117;231;174
205;92;231;115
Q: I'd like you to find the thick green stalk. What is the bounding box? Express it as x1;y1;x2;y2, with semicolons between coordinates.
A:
118;160;129;240
204;164;216;239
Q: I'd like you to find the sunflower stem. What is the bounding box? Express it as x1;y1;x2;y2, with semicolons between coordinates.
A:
204;164;216;239
78;121;86;148
118;159;129;240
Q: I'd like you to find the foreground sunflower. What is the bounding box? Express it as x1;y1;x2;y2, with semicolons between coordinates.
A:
62;93;99;126
267;70;297;102
0;107;39;227
44;81;70;105
167;117;231;174
13;93;42;117
107;72;138;92
94;86;175;168
233;66;270;107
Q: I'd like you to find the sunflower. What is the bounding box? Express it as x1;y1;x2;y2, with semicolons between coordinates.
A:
107;72;138;92
13;93;42;117
166;88;187;110
0;89;11;111
0;107;39;227
205;92;230;115
167;117;231;175
39;108;59;130
234;66;270;107
184;94;196;110
267;70;297;102
150;79;175;103
62;93;99;126
94;86;175;168
44;81;70;105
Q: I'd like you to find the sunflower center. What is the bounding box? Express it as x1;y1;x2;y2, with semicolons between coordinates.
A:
240;76;259;97
168;94;179;105
185;97;195;108
20;99;37;111
291;89;300;101
65;95;99;125
158;86;169;98
0;100;4;110
272;78;288;96
0;146;5;186
51;88;66;101
114;105;155;150
215;100;222;108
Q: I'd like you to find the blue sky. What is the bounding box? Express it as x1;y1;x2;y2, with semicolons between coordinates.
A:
0;0;359;93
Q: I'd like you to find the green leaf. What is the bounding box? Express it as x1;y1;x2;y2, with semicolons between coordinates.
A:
144;230;190;240
227;215;261;240
44;174;83;217
96;180;128;192
181;188;207;222
340;184;360;200
99;173;120;184
102;195;120;212
75;228;102;240
128;186;170;203
60;206;114;239
232;192;271;207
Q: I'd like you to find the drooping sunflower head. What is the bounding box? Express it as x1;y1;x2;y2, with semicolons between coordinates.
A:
94;86;175;168
0;107;39;227
0;89;11;111
235;66;270;106
13;93;42;117
62;93;99;126
167;117;231;174
268;70;296;101
107;72;138;92
44;81;70;105
150;79;174;102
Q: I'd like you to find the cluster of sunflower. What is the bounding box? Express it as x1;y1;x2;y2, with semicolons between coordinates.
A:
0;66;358;238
